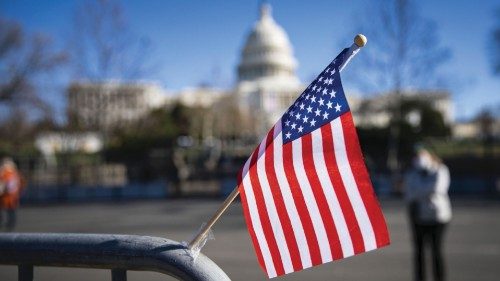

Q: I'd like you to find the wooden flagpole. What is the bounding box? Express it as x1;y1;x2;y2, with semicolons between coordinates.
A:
187;34;368;251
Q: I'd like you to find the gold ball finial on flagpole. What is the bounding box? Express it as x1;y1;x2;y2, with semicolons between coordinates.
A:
354;34;367;47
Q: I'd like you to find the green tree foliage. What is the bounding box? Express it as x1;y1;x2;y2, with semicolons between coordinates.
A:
0;111;57;157
358;98;450;172
399;99;450;138
106;105;186;156
103;103;191;181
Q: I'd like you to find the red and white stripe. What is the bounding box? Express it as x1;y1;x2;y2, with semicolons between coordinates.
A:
238;112;390;278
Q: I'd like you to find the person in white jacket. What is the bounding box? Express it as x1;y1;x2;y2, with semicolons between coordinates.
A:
405;146;451;281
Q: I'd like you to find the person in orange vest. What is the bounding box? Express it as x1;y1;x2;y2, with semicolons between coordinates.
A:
0;158;23;231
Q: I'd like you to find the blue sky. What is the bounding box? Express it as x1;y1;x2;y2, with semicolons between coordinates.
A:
1;0;499;120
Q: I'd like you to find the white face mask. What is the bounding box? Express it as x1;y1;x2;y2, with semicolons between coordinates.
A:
413;153;434;171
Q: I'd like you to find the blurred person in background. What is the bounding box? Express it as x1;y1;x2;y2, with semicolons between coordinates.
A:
0;158;23;231
405;146;452;281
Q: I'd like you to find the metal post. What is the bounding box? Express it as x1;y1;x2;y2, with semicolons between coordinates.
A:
18;264;33;281
111;269;127;281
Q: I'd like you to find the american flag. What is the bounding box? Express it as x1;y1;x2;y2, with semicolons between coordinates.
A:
237;49;390;278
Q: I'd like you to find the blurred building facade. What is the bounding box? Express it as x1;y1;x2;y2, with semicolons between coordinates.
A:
453;117;500;140
67;81;166;130
177;87;227;108
349;91;453;128
35;132;103;156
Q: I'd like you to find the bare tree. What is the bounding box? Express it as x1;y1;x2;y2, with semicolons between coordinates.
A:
70;0;153;81
353;0;450;175
490;8;500;76
354;0;450;92
0;17;66;116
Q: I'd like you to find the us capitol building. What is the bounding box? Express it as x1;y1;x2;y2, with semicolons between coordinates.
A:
67;4;453;143
234;4;303;135
172;3;306;141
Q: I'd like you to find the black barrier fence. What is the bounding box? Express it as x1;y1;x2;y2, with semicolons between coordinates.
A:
19;175;499;205
20;179;240;204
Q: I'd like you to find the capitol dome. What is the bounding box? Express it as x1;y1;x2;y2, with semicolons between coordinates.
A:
237;4;298;82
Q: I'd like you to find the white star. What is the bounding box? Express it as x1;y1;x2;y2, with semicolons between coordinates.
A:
300;103;305;110
335;103;342;112
311;96;316;103
323;112;329;119
315;108;321;116
318;98;324;106
312;85;317;91
289;110;295;116
318;76;323;82
310;119;316;127
327;78;333;85
302;116;309;123
305;94;310;100
330;69;336;75
326;101;333;109
285;132;291;139
295;113;301;120
306;105;313;113
285;120;290;126
325;67;330;73
298;126;304;133
329;90;336;98
322;88;328;95
316;87;321;93
291;123;297;129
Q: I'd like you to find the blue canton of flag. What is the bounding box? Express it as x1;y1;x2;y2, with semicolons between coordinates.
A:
282;49;350;143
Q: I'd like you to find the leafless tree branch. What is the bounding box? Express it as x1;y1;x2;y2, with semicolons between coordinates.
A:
352;0;451;94
0;17;67;117
69;0;154;81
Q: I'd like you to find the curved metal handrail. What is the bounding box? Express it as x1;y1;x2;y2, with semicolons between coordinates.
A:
0;233;230;281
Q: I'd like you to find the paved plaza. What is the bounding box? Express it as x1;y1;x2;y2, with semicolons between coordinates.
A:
0;198;499;280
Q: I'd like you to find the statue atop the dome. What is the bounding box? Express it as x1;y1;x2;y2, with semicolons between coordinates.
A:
259;3;272;20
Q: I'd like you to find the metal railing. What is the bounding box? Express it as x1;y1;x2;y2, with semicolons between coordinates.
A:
0;233;231;281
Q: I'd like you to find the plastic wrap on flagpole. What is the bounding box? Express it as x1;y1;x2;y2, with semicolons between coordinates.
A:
339;45;360;72
183;222;215;261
